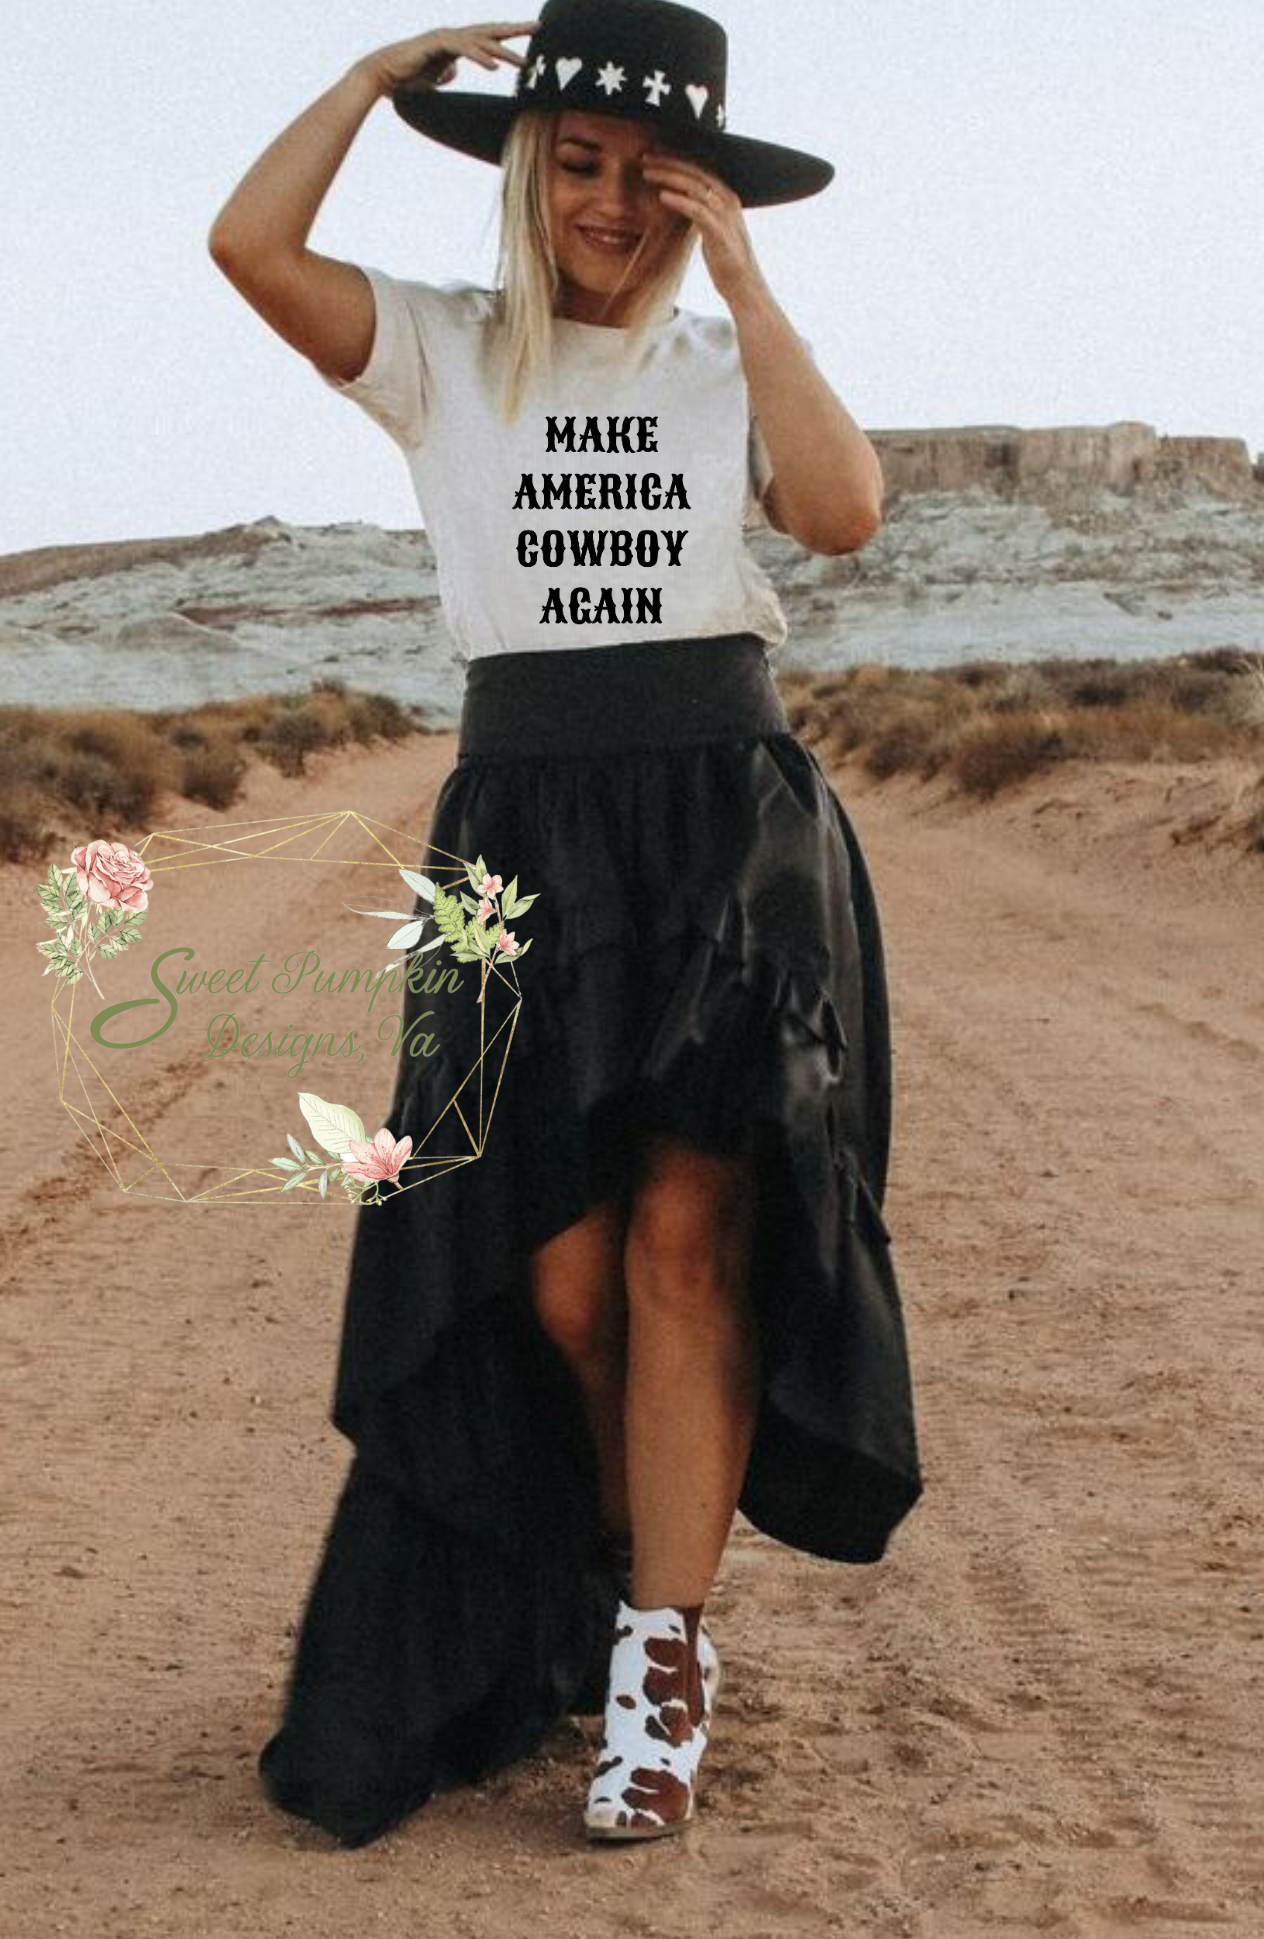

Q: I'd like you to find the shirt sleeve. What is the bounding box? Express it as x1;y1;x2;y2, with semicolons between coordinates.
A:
744;415;775;529
743;333;817;531
316;263;432;453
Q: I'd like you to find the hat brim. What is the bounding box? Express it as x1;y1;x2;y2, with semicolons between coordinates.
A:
390;87;835;208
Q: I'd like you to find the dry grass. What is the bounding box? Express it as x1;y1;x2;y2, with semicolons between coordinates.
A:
778;648;1264;811
7;653;1264;867
0;678;427;864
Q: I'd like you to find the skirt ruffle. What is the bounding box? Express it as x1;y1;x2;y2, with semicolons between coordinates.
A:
258;730;924;1847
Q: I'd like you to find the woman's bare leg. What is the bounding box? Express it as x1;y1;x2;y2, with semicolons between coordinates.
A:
528;1195;631;1538
527;1121;764;1608
622;1124;762;1612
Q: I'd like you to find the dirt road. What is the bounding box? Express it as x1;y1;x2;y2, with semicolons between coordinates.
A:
3;733;1261;1936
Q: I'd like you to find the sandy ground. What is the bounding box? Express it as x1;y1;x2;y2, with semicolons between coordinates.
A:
2;727;1262;1937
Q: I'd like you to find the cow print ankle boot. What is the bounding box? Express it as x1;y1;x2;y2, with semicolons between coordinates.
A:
582;1598;719;1841
570;1539;722;1722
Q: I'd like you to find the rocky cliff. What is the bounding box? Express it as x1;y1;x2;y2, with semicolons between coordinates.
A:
869;420;1262;501
1;421;1261;726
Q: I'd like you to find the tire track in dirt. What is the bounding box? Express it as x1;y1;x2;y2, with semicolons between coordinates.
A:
4;744;1263;1938
871;774;1264;1930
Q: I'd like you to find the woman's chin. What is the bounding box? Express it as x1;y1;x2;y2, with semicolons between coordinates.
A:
560;262;640;296
555;272;648;320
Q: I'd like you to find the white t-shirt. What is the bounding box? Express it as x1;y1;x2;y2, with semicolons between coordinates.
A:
317;265;798;662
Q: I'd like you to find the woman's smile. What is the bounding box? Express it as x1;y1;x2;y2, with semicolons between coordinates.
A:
575;223;642;255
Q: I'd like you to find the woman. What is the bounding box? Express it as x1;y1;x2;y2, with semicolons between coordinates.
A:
210;0;924;1848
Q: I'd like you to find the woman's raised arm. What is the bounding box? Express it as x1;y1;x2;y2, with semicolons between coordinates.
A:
206;23;538;383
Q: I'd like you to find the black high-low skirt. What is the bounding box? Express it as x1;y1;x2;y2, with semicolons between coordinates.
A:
257;631;924;1847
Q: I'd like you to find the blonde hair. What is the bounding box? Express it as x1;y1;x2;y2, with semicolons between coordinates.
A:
483;108;698;422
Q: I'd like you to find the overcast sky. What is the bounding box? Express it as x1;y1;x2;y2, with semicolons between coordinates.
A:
5;0;1262;556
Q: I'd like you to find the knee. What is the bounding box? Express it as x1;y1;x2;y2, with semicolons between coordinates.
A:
532;1279;621;1367
625;1174;749;1312
529;1204;626;1368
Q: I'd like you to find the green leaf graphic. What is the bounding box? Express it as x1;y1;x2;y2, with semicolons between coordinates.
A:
298;1092;367;1157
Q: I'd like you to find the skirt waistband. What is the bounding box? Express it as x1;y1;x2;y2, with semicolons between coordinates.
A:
457;634;790;758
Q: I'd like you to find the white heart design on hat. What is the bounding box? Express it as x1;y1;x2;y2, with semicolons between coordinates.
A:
388;8;837;211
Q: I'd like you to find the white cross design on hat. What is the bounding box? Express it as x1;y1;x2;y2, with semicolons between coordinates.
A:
642;68;671;107
524;54;546;89
595;61;625;96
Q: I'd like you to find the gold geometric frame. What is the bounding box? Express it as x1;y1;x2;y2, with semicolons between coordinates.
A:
46;809;524;1204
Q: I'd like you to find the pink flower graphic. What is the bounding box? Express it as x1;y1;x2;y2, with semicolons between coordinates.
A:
71;839;153;912
477;872;503;899
339;1127;413;1185
495;929;519;955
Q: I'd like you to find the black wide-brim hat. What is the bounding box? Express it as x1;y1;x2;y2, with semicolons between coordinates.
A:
391;0;835;209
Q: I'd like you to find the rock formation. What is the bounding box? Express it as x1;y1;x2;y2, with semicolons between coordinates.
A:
868;421;1262;500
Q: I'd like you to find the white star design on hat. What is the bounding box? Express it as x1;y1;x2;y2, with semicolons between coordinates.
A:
715;101;726;128
595;61;625;96
642;68;671;108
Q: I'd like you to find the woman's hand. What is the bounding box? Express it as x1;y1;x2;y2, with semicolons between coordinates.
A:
356;19;541;98
641;147;766;309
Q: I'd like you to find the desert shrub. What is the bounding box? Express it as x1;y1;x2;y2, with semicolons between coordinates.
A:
862;706;941;779
345;691;415;742
258;705;328;777
1041;654;1248;726
62;751;163;823
0;790;58;863
1156;664;1231;716
949;660;1007;692
297;689;356;748
60;751;123;816
63;712;171;778
1;727;63;788
1220;660;1264;730
0;686;428;862
1060;698;1239;762
817;709;868;759
918;717;973;780
949;708;1070;797
179;740;250;809
806;674;853;705
48;712;175;823
1061;664;1136;709
990;665;1061;712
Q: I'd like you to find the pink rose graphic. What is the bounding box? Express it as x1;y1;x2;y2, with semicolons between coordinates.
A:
70;839;153;912
339;1128;413;1185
